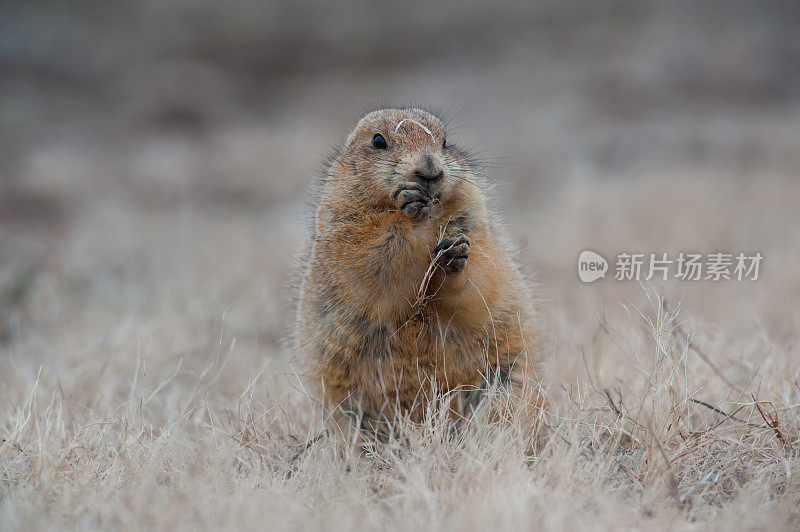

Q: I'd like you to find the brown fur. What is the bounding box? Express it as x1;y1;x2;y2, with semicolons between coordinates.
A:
295;108;543;440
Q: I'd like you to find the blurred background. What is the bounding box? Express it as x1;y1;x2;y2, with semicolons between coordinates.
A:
1;1;799;384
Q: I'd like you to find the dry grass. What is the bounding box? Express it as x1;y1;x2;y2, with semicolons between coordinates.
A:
2;173;799;530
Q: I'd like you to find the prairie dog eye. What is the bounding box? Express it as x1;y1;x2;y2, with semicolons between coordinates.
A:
442;137;447;148
372;134;388;149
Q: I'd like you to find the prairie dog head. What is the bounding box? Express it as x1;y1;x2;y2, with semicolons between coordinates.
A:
329;108;483;213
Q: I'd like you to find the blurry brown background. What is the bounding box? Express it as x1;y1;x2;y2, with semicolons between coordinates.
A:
2;0;799;380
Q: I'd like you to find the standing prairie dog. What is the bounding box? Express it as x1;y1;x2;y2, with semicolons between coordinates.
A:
295;108;544;441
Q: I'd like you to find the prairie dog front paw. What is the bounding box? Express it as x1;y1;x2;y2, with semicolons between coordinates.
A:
392;182;431;221
433;232;470;274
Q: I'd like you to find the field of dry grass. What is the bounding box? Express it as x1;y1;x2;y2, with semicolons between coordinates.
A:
2;2;800;530
2;173;799;530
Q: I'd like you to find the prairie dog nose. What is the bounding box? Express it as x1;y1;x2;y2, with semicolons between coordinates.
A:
413;153;444;182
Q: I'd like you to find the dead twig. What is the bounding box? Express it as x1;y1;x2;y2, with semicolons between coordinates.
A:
604;389;622;417
649;421;680;505
752;395;787;446
690;398;763;428
287;431;326;466
663;297;737;391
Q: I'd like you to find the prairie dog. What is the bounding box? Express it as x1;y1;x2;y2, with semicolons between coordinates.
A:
295;108;543;440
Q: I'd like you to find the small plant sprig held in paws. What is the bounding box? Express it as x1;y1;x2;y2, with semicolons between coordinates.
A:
295;107;545;442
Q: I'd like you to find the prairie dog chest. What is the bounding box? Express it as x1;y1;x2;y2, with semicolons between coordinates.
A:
345;318;483;380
